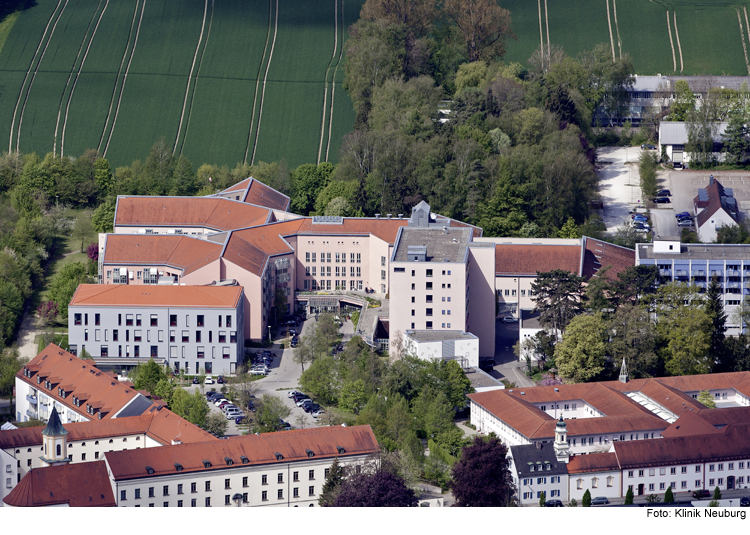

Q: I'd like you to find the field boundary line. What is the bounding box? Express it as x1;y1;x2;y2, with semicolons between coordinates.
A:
14;0;69;153
673;11;683;73
9;0;64;152
61;0;110;157
326;0;345;162
251;0;279;166
244;0;273;165
737;9;750;76
104;0;147;158
54;0;104;157
666;10;676;73
178;0;214;157
605;0;615;61
544;0;550;63
174;0;209;154
537;0;544;68
612;0;622;59
98;0;140;153
318;0;338;164
743;7;750;63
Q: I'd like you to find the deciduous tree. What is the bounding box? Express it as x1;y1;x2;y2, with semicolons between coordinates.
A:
334;470;418;507
255;394;291;433
48;262;92;319
450;435;515;506
444;0;515;62
531;269;585;336
554;313;608;382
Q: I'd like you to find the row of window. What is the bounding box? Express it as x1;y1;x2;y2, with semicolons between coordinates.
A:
79;329;237;345
523;490;561;499
303;280;363;291
575;476;615;489
409;283;451;291
627;462;746;478
522;476;562;485
410;309;452;317
498;289;534;297
74;313;233;329
394;268;452;277
305;252;362;263
69;344;232;360
408;322;451;329
626;479;746;493
306;266;362;277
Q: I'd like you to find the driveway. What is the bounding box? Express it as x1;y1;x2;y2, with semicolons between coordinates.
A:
596;146;645;231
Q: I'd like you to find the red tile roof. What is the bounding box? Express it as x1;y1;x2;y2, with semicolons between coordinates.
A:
3;461;116;507
0;409;216;450
614;423;750;468
495;244;582;276
468;390;555;438
102;235;222;274
17;345;152;420
114;197;271;231
660;411;723;438
581;238;635;281
69;284;242;308
567;452;619;473
105;425;379;480
243;178;290;211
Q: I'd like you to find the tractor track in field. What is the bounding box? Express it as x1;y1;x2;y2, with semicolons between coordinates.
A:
737;9;750;75
54;0;104;157
103;0;147;158
250;0;279;166
612;0;622;59
174;0;212;155
177;0;214;157
606;0;616;61
673;11;684;73
10;0;68;153
244;0;273;165
325;0;344;162
98;0;142;153
317;0;339;164
537;0;544;68
60;0;110;158
666;10;677;72
544;0;550;63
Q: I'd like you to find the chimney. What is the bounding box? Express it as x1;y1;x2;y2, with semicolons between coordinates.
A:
172;438;182;445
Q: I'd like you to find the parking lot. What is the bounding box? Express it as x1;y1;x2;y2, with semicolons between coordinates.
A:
596;146;644;232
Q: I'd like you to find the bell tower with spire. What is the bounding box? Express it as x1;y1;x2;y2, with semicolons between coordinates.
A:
553;416;570;463
40;407;71;467
619;358;629;384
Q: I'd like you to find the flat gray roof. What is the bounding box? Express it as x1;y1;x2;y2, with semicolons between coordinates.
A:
405;330;477;342
393;227;472;263
637;243;750;261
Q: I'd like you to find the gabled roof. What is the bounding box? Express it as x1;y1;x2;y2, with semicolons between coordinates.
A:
532;414;666;439
567;452;619;474
3;461;116;507
115;197;272;231
0;409;216;451
614;424;750;468
694;177;739;228
660;411;723;438
693;406;750;427
581;237;635;281
243;178;290;211
102;235;222;274
468;390;555;438
17;345;153;421
495;244;581;276
69;284;242;309
510;443;568;476
105;425;379;480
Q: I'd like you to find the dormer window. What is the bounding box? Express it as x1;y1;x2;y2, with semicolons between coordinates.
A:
174;463;183;472
274;452;283;461
240;456;249;464
146;466;154;475
225;457;233;466
336;446;345;454
203;460;212;468
305;449;314;458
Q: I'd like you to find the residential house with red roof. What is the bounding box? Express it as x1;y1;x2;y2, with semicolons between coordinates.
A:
693;176;739;242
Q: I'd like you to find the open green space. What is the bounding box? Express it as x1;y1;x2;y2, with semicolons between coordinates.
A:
0;0;364;169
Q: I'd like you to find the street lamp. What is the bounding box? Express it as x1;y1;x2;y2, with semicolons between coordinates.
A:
268;325;271;343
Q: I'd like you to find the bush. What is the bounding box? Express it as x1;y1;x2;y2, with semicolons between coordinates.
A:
582;489;591;507
639;151;658;199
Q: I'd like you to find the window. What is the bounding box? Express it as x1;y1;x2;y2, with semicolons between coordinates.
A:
262;475;267;485
426;321;432;329
293;471;299;482
225;478;230;489
309;469;314;480
149;487;155;498
177;500;183;507
219;332;226;343
262;491;268;502
649;469;655;476
197;347;205;359
682;481;687;488
718;463;724;471
134;330;142;342
682;466;687;474
126;314;133;326
242;477;248;488
671;467;677;475
659;483;665;490
278;473;283;484
225;495;231;505
709;478;715;486
163;485;169;496
426;308;433;316
121;490;127;501
649;484;655;491
170;314;177;327
205;481;211;491
293;488;299;498
230;331;237;344
660;468;666;476
191;483;197;493
709;464;715;472
135;489;140;499
191;499;196;507
278;489;283;500
177;484;183;495
729;463;734;470
196;331;201;343
696;480;702;488
426;282;432;290
151;314;158;327
205;497;211;507
638;470;644;477
696;465;701;472
182;331;189;343
628;471;634;478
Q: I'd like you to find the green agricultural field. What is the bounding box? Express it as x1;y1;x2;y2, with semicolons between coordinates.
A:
503;0;750;76
0;0;363;169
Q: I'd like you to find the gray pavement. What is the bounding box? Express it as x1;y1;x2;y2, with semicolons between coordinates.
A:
596;146;645;232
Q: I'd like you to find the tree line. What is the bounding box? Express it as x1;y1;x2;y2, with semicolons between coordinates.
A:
527;266;750;384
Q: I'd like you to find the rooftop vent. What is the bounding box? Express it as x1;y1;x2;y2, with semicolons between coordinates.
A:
274;452;283;461
375;213;380;219
202;460;212;468
240;456;249;465
521;392;525;395
387;214;392;219
305;449;314;458
224;457;233;466
174;463;183;472
337;446;346;454
145;466;154;475
398;214;403;219
554;388;559;393
442;227;448;234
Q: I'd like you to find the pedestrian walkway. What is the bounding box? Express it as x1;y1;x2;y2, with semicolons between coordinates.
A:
356;299;389;343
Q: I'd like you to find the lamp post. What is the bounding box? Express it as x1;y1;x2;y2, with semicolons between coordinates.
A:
267;325;271;344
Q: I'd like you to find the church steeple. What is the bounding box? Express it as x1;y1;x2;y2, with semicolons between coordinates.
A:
40;407;71;467
619;358;629;384
553;416;570;464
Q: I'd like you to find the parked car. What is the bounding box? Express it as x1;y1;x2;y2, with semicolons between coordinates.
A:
545;499;564;507
693;489;711;499
205;376;214;384
288;390;302;398
676;211;691;220
225;409;243;419
653;197;671;203
656;189;671;196
591;496;610;505
290;337;299;348
501;316;518;323
192;377;199;384
296;398;312;407
214;398;228;407
633;227;650;234
740;496;750;506
250;368;268;376
277;419;291;430
641;144;656;150
235;416;247;424
218;401;232;410
217;375;224;384
312;410;326;418
631;214;648;221
678;219;694;227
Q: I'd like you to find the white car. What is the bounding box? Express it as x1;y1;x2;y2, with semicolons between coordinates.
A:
250;369;267;376
288;390;302;398
501;316;518;323
224;409;243;419
214;398;228;406
296;398;312;407
205;376;214;384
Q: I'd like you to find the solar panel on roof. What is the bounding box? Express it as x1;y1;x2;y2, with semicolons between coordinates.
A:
724;188;733;197
698;190;708;201
312;215;343;224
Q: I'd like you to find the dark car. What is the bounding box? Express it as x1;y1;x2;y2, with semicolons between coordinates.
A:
653;197;670;203
676;211;691;220
657;189;671;196
641;144;657;150
545;499;564;507
235;416;247;424
591;496;609;505
740;496;750;507
217;375;224;384
192;377;199;384
290;337;299;348
693;489;711;499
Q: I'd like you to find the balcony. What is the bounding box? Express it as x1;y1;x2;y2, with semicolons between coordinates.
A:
26;394;37;405
25;409;37;419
